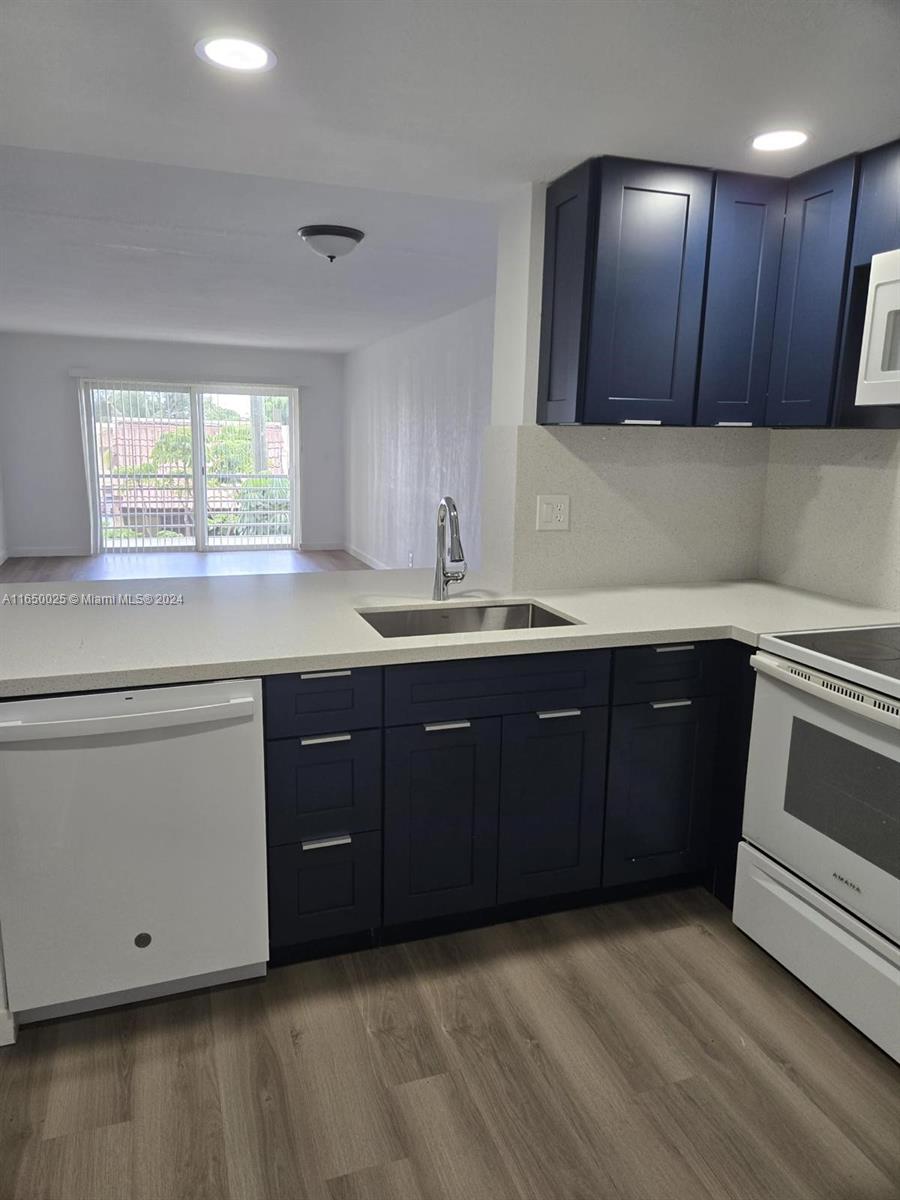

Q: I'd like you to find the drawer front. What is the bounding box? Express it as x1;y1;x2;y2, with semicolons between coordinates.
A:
264;668;382;738
612;642;721;705
385;651;611;726
268;831;382;948
265;729;382;845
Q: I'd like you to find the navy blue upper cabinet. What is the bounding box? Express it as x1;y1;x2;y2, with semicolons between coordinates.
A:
584;158;713;426
696;173;787;427
834;140;900;429
536;161;598;425
765;157;857;427
848;139;900;267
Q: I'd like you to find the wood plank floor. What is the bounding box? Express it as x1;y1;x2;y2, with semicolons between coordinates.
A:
1;889;898;1200
0;549;369;583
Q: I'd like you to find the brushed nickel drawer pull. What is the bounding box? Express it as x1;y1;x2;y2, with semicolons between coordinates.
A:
300;733;352;746
301;835;352;851
651;699;693;709
300;669;352;679
621;418;662;425
654;644;695;653
714;421;753;427
424;720;471;732
537;709;582;720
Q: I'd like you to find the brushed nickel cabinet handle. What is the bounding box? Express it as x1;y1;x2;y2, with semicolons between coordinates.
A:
424;720;471;732
537;709;582;720
301;835;352;851
300;733;352;746
651;699;693;709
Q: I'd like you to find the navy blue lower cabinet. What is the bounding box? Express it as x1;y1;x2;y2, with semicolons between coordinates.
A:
604;697;718;887
265;729;382;845
765;156;857;427
383;718;501;924
268;831;382;948
498;707;608;903
584;158;713;425
696;172;787;427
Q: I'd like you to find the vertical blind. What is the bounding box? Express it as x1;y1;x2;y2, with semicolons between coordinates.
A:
81;381;298;553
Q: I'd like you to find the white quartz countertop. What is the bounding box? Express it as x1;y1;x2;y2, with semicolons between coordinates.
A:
1;570;897;698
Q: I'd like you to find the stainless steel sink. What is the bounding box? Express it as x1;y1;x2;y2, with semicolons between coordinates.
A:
358;602;577;638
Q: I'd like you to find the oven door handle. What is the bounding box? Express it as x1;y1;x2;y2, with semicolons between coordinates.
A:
750;651;900;732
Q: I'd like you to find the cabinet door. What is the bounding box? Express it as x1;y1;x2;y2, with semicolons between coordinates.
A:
696;173;787;427
833;141;900;429
384;719;501;924
537;160;599;424
604;697;718;886
498;708;608;903
765;157;856;427
848;139;900;269
585;158;713;425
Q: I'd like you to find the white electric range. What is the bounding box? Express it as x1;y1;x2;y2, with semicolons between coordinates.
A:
734;625;900;1062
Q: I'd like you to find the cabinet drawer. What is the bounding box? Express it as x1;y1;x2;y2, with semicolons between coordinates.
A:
265;729;382;845
268;831;381;948
264;668;382;738
385;650;610;726
612;642;721;704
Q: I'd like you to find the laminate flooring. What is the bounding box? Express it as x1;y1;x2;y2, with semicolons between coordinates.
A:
2;889;898;1200
0;549;368;583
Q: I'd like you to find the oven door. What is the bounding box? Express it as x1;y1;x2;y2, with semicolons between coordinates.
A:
743;653;900;942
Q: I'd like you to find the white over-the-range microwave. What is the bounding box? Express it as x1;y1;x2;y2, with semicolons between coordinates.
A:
856;248;900;406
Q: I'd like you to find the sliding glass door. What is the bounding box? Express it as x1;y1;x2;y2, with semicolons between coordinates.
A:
84;381;298;552
199;390;294;548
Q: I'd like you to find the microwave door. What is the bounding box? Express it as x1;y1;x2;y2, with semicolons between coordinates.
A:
855;248;900;407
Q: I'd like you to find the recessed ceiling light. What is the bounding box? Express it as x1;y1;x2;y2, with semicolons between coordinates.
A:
752;129;808;152
195;36;276;72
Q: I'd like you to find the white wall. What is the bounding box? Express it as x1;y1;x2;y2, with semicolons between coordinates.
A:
344;297;494;570
760;429;900;609
0;333;345;556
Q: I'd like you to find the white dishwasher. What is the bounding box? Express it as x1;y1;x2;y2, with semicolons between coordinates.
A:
0;678;268;1025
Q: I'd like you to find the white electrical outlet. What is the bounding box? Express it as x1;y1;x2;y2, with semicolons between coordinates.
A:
536;494;570;531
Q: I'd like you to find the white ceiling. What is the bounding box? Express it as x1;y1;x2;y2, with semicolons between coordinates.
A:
1;0;898;201
0;146;498;350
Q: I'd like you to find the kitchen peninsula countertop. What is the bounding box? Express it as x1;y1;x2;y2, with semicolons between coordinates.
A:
1;570;897;698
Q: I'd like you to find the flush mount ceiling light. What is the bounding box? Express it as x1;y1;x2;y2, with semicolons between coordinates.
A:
752;129;808;152
297;225;365;262
194;36;276;72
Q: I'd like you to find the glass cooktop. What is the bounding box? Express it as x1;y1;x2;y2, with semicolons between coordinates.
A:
773;625;900;684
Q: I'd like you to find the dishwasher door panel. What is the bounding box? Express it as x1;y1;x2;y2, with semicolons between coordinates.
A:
0;679;268;1013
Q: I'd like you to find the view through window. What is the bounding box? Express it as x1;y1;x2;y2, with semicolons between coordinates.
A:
84;382;298;551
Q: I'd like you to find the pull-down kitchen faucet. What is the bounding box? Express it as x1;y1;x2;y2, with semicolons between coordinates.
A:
433;496;467;600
